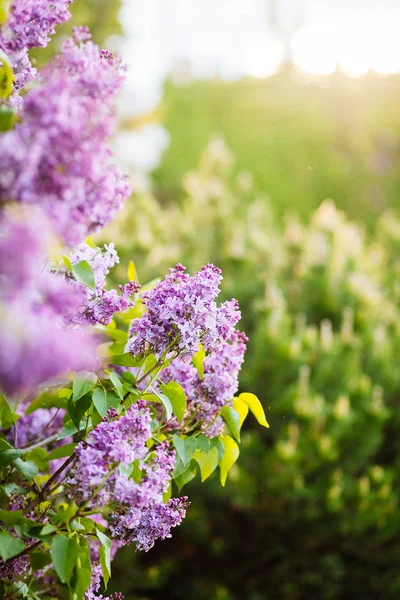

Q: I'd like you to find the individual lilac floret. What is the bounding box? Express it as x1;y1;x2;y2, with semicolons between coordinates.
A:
0;0;72;104
127;264;241;359
161;331;248;436
110;497;190;552
0;32;130;245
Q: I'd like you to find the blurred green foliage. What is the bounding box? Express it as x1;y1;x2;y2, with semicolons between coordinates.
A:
154;73;400;225
106;138;400;599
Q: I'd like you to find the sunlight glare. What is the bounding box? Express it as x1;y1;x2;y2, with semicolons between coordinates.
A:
245;37;285;78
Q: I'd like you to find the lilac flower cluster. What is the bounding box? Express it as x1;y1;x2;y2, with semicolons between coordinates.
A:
70;403;186;552
9;406;65;447
0;31;130;246
70;243;120;291
69;402;153;505
0;553;30;582
161;331;248;436
127;264;241;358
110;497;190;552
0;209;96;398
85;564;124;600
69;242;139;325
0;0;72;106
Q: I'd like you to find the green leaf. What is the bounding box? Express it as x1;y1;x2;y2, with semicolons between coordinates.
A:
71;538;92;600
0;448;22;470
72;372;97;403
0;394;18;429
25;448;49;472
174;460;198;491
14;458;39;480
0;510;36;526
0;438;12;451
0;51;13;99
57;421;78;440
68;393;92;429
192;343;206;379
0;105;14;132
239;393;270;428
59;388;72;400
221;405;241;443
30;550;53;572
152;392;172;421
160;382;187;422
40;524;57;536
48;443;76;461
132;459;142;484
193;446;220;482
108;353;141;368
3;483;25;497
51;534;77;583
26;392;66;414
0;531;24;561
77;518;94;533
173;435;197;466
96;529;111;588
72;260;96;291
92;388;107;417
109;372;123;400
219;435;240;487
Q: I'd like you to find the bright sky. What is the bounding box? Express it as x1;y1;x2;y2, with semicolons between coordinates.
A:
117;0;400;113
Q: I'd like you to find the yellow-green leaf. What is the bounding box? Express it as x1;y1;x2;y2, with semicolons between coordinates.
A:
193;447;219;482
61;255;73;272
0;51;13;99
192;343;206;379
85;236;98;250
219;435;240;487
127;259;137;281
239;393;269;428
233;397;249;428
160;381;186;422
0;1;9;25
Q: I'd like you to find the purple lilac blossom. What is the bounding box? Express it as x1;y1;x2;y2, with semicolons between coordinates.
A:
69;242;139;325
68;402;154;505
0;209;96;398
0;31;130;245
110;497;190;552
0;0;72;106
70;243;120;291
126;264;241;359
161;330;248;436
85;563;124;600
9;406;65;447
0;553;30;581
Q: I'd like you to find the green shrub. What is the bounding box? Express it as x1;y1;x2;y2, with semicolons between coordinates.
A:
106;138;400;599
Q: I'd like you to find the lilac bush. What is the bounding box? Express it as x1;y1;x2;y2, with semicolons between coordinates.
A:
0;2;269;598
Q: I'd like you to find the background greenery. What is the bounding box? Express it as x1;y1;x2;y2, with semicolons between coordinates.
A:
56;3;400;598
